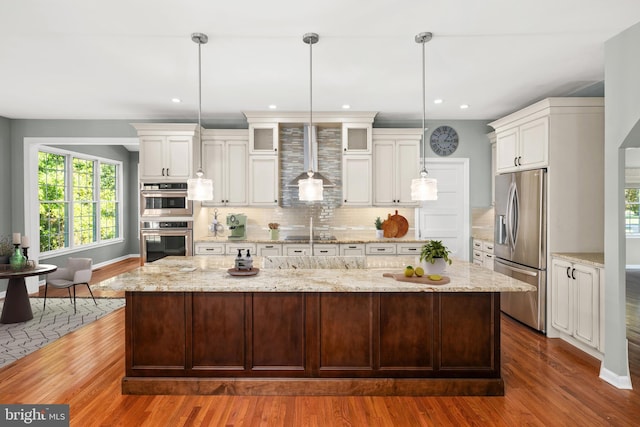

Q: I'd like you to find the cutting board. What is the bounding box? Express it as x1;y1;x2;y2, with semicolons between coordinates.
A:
389;210;409;237
382;214;398;238
383;272;450;285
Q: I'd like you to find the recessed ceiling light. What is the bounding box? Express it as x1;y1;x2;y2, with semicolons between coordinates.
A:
268;104;277;109
460;104;469;109
171;98;181;103
342;104;351;109
433;99;443;104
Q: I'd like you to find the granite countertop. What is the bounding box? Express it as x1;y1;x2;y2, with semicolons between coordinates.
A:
94;255;535;294
552;252;605;268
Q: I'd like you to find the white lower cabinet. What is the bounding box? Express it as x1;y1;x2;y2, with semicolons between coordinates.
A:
285;244;311;256
339;244;366;256
194;242;225;255
366;243;397;255
551;257;602;354
256;243;282;256
225;243;257;256
313;244;339;256
472;239;495;270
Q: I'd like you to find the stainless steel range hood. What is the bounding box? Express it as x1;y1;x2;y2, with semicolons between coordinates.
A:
287;125;335;187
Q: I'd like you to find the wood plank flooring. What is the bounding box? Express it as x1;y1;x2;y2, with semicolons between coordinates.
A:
0;258;639;426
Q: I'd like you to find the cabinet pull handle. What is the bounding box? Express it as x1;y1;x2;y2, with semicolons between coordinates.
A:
514;157;518;167
265;245;273;248
377;248;385;251
344;199;347;203
348;246;356;249
294;250;303;253
566;267;571;278
572;268;576;280
486;254;492;258
407;248;417;251
517;156;522;166
274;148;277;152
320;250;329;253
344;148;347;152
162;167;165;176
166;168;170;176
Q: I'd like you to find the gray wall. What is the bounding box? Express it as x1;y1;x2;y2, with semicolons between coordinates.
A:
0;117;10;236
375;119;493;208
9;120;140;267
602;21;640;385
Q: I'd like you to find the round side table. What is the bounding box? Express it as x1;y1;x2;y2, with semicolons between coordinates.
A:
0;264;57;324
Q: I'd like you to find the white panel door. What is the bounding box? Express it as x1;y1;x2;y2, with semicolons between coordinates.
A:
226;140;248;206
166;136;192;179
372;140;395;205
343;155;371;206
415;158;469;261
202;140;225;204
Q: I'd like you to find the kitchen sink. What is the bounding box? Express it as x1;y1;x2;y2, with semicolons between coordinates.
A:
283;235;337;241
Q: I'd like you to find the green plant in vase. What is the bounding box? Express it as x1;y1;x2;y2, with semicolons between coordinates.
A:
419;240;452;264
374;217;384;238
419;240;452;275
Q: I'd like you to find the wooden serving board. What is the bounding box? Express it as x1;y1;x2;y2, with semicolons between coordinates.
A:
382;272;450;285
389;210;409;238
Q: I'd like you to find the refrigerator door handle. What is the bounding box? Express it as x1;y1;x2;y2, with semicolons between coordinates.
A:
495;260;538;277
505;182;516;250
512;184;519;248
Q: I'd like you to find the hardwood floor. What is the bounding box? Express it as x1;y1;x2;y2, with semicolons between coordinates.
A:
1;259;639;426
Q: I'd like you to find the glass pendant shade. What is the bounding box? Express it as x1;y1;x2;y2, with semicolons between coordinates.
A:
187;169;214;201
411;171;438;201
298;172;323;201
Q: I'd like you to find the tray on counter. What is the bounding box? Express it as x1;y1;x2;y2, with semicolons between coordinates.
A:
227;268;259;277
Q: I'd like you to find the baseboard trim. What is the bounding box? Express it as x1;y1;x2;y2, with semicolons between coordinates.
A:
92;254;139;270
599;352;633;390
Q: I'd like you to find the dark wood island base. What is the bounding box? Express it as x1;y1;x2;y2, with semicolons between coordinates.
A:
124;291;502;396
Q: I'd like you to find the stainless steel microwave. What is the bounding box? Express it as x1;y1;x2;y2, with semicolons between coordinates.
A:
140;183;193;217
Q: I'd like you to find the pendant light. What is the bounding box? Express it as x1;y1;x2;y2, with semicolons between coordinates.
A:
187;32;214;201
411;32;438;201
298;32;323;202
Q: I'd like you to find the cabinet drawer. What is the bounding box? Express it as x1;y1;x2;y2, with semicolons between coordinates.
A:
284;244;311;256
482;241;494;253
473;250;483;261
314;244;339;256
256;243;282;257
397;244;422;255
366;243;397;255
473;239;483;250
225;243;257;256
195;243;225;255
473;259;484;266
339;244;365;256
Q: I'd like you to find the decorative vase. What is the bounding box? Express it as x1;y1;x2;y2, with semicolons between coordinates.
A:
376;229;384;239
9;246;26;270
270;229;280;240
422;257;447;275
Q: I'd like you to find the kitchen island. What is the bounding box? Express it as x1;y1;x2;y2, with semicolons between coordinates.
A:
96;256;534;396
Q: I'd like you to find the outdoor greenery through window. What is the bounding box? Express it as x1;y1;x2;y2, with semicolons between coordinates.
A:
38;149;121;253
626;188;640;234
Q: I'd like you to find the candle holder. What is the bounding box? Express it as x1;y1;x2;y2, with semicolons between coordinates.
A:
22;247;29;260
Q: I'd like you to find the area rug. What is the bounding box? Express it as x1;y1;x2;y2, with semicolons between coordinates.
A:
0;297;125;369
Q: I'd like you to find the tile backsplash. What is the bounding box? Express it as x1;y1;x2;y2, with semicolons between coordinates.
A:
193;205;417;241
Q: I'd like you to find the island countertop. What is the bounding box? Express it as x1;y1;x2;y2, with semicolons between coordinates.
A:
95;255;535;293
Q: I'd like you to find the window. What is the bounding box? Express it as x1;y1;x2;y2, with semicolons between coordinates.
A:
38;148;122;253
625;188;640;234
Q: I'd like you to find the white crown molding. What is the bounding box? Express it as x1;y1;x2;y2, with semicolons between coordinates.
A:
243;111;378;125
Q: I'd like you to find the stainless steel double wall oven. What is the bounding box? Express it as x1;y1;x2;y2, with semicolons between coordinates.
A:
140;183;193;264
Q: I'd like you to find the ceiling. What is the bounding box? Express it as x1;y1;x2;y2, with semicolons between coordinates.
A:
2;1;640;122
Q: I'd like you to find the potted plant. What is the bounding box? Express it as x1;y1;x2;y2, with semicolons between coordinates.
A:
419;240;452;274
0;235;14;264
374;217;384;239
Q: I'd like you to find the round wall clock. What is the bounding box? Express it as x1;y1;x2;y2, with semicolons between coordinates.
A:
430;125;459;156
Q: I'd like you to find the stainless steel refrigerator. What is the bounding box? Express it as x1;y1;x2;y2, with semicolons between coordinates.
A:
494;168;547;332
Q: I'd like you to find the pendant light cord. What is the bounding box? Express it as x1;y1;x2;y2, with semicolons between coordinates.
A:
309;35;314;175
421;36;426;175
197;38;203;172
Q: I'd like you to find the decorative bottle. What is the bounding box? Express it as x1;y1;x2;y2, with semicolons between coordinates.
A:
10;245;26;270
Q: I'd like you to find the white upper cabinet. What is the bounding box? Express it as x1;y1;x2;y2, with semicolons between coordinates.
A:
495;116;548;173
342;122;372;154
372;129;421;207
133;124;198;182
249;123;279;155
201;130;248;207
249;155;279;206
342;155;372;206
